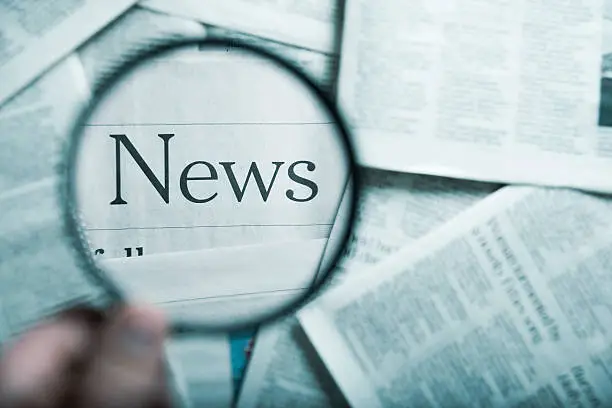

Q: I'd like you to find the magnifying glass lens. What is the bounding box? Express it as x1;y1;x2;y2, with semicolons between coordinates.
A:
66;40;354;331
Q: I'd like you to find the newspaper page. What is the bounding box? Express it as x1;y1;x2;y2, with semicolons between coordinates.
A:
236;171;499;407
78;34;346;259
0;180;106;342
141;0;340;53
0;55;101;341
77;5;207;90
100;238;329;324
338;0;612;193
299;186;612;407
0;55;88;192
0;0;136;107
598;1;612;142
205;27;338;95
166;335;233;408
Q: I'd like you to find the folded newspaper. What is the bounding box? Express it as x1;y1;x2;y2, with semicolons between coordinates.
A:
299;186;612;407
337;0;612;193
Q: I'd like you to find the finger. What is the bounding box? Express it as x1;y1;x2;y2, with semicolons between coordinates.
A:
0;308;103;408
74;305;169;408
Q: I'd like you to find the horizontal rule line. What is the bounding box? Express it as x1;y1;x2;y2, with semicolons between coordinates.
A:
85;223;332;231
157;287;308;304
83;122;335;127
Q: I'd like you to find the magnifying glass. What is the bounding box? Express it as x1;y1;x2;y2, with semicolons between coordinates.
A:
60;37;358;334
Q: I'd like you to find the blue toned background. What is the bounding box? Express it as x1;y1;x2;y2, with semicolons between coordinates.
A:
230;330;256;393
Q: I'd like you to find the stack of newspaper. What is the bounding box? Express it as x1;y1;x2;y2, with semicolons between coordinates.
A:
3;0;612;406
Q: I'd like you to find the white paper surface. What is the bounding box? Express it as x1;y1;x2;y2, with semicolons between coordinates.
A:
142;0;340;53
237;317;347;407
102;238;328;325
236;171;499;407
299;186;612;407
78;5;207;89
337;0;612;193
0;55;101;340
0;55;89;191
0;0;136;107
0;180;105;342
166;335;233;408
205;26;338;95
75;45;348;258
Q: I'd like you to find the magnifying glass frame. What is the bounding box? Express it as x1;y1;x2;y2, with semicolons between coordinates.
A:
60;37;361;335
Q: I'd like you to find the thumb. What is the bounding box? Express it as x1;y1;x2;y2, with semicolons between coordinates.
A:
74;305;170;408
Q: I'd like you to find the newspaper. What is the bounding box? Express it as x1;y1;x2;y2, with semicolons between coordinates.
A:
0;0;136;107
141;0;340;53
77;5;207;90
337;0;612;193
101;238;329;325
598;1;612;141
0;55;88;192
0;179;106;342
205;27;338;95
0;55;102;340
166;335;233;408
77;31;347;258
236;171;499;407
299;186;612;407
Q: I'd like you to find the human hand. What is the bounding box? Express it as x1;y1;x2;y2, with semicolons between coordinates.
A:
0;305;170;408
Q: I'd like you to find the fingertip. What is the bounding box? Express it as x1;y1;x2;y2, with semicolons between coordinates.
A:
108;304;167;359
121;304;168;336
